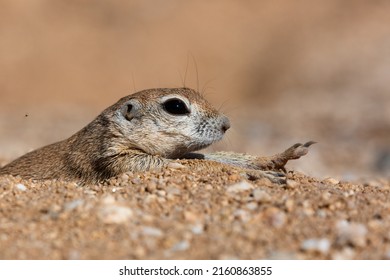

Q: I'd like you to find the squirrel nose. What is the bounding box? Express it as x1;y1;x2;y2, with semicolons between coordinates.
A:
221;116;230;133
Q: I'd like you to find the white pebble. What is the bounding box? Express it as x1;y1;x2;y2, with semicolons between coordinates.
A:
101;195;116;205
335;220;368;247
227;180;253;193
286;180;299;188
170;241;190;252
167;187;181;196
98;205;133;224
167;162;186;169
191;224;204;235
64;199;84;211
142;226;163;237
156;190;166;197
246;202;258;210
270;211;286;228
301;238;330;254
252;189;271;202
16;183;27;191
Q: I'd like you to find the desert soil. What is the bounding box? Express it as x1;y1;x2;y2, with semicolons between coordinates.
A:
0;163;389;260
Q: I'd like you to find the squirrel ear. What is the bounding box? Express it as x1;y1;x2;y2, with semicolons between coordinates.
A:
122;100;139;121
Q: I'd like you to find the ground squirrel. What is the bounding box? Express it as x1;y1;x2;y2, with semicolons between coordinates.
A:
0;88;315;184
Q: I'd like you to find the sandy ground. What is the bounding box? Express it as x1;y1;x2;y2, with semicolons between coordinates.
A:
0;167;389;260
0;1;389;259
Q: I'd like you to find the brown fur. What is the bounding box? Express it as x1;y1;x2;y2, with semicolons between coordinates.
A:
0;88;314;184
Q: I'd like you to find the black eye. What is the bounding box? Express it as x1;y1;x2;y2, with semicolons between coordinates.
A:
162;98;190;115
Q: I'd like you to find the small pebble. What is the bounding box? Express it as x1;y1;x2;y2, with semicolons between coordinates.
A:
285;199;294;212
228;174;239;181
131;178;141;184
286;180;298;188
156;190;166;197
99;205;133;224
227;180;253;193
98;197;133;224
332;248;356;260
170;240;190;252
368;219;382;230
101;195;116;205
264;207;286;228
64;199;84;211
335;220;368;247
191;224;204;235
120;173;129;181
67;250;81;260
146;182;157;192
321;192;331;200
145;194;158;203
133;246;146;258
301;238;330;254
167;187;181;195
233;209;250;222
142;226;163;237
267;251;298;260
324;178;339;185
246;202;258;210
252;189;271;203
184;211;199;223
167;162;186;169
84;189;97;196
16;183;27;191
316;210;327;218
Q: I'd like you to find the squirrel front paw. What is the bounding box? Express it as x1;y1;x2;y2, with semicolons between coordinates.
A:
255;141;316;171
282;141;316;160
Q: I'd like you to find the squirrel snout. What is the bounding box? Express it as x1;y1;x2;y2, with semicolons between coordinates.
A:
221;116;231;133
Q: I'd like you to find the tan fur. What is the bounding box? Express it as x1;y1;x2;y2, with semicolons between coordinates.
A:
0;88;314;184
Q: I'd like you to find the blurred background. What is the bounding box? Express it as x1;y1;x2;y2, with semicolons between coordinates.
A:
0;0;389;179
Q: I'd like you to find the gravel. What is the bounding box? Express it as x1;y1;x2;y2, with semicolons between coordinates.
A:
0;169;389;259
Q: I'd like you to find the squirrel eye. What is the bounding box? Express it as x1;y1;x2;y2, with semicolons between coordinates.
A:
162;98;190;115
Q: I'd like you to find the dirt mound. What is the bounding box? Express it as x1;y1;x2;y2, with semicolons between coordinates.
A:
1;168;389;260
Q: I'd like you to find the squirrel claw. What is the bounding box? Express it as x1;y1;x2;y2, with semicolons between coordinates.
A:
283;141;316;160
